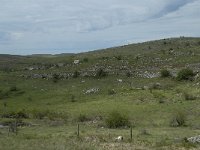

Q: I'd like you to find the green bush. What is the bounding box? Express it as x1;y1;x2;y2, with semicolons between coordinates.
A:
52;73;60;83
73;71;80;78
16;110;29;119
1;110;29;119
126;72;132;77
183;93;196;101
77;114;89;122
177;68;195;81
32;110;67;120
10;86;18;92
115;55;122;60
0;90;9;99
32;110;49;119
83;57;89;62
108;89;116;95
105;111;130;128
70;94;76;102
170;111;186;127
160;69;171;78
95;68;107;78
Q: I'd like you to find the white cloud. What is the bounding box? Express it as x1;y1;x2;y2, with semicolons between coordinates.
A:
0;0;199;54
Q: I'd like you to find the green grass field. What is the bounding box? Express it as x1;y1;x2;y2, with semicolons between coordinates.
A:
0;37;200;149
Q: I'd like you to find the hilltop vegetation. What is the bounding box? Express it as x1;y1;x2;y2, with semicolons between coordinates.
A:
0;37;200;149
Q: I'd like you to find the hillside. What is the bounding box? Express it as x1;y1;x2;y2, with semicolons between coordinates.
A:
0;37;200;150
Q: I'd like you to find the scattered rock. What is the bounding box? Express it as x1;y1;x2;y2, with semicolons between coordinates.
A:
117;79;123;83
194;74;199;80
74;60;80;65
143;86;149;90
187;135;200;143
84;88;100;94
115;136;123;142
0;124;5;128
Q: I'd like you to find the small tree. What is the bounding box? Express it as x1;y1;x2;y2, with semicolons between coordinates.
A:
177;68;195;81
95;68;107;78
170;111;186;127
52;73;60;83
105;111;130;128
83;58;89;62
73;71;80;78
160;69;171;78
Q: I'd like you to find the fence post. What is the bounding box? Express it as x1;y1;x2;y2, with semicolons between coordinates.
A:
130;126;133;141
77;124;79;137
15;119;17;135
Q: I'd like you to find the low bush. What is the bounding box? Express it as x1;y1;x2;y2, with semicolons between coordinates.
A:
32;110;67;120
105;111;130;128
0;90;9;99
70;94;76;102
73;71;80;78
115;55;122;60
108;89;116;95
1;110;29;119
170;111;186;127
184;93;196;101
126;72;132;77
95;68;107;78
160;69;171;78
10;86;18;92
77;114;89;122
150;83;161;90
83;57;89;62
52;73;60;83
177;68;195;81
32;110;49;119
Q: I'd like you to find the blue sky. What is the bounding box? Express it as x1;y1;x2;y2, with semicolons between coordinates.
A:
0;0;200;55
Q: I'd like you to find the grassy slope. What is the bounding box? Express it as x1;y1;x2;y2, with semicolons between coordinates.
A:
0;37;200;149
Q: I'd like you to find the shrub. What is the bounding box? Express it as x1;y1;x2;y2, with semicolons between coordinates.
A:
185;42;190;47
160;69;171;78
95;68;107;78
83;57;89;62
16;110;29;119
1;110;29;119
159;99;165;104
10;86;18;92
52;73;60;83
108;89;116;95
183;93;196;101
115;55;122;60
126;72;132;77
0;90;9;99
150;82;161;90
177;68;195;81
32;110;48;119
140;129;151;135
105;111;130;128
73;71;80;78
32;110;66;120
170;111;186;127
77;114;89;122
70;94;76;102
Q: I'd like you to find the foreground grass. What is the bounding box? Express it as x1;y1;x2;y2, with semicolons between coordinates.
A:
0;74;200;149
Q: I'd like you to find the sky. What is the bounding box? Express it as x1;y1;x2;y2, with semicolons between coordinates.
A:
0;0;200;55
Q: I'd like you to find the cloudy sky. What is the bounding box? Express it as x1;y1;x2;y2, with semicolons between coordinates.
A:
0;0;200;55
